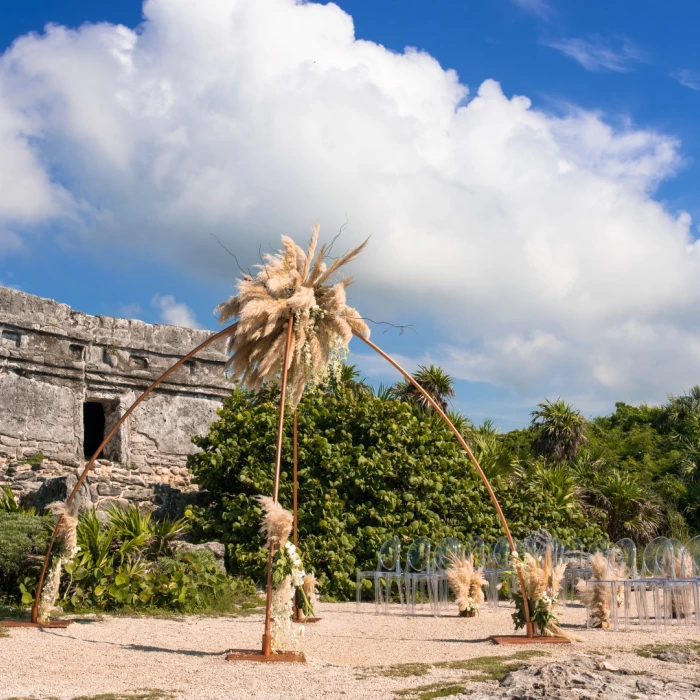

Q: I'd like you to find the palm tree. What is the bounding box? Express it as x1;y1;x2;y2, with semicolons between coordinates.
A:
581;470;662;543
393;364;456;413
666;385;700;425
530;398;588;465
526;459;579;517
331;363;371;395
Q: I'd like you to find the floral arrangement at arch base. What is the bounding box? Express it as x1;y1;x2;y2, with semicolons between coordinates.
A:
511;547;578;640
446;552;487;617
257;497;319;651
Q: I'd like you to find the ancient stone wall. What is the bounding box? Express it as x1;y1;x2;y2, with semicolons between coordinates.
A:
0;286;232;511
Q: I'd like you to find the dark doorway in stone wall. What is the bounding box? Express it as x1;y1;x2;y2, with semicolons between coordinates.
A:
83;402;106;458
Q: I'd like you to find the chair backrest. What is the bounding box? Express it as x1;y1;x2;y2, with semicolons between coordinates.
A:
520;535;540;557
469;536;486;568
550;538;565;566
490;536;511;569
611;538;637;579
376;536;401;573
434;537;462;572
642;536;670;577
406;536;432;573
684;535;700;577
656;538;677;578
565;538;586;568
667;538;690;578
588;538;610;558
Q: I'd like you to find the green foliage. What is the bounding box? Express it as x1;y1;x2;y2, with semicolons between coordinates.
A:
187;387;602;600
531;399;588;465
512;591;560;636
392;364;456;413
0;511;52;603
0;504;257;614
23;454;45;466
0;486;36;515
59;506;254;613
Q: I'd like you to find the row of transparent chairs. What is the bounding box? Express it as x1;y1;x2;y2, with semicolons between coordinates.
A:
356;535;494;615
579;536;700;632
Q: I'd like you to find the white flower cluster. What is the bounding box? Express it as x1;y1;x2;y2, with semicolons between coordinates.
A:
464;596;478;612
271;575;304;653
285;541;306;588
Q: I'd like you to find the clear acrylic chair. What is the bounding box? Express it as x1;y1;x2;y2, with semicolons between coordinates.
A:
563;537;589;606
470;536;487;569
355;536;403;614
404;536;433;615
484;536;511;608
432;537;462;614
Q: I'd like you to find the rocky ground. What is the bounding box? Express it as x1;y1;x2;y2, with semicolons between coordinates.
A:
1;601;699;699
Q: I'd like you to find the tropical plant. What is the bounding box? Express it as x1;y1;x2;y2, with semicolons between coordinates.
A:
0;511;52;603
393;364;456;413
0;486;36;515
581;470;662;543
186;387;602;600
531;398;588;465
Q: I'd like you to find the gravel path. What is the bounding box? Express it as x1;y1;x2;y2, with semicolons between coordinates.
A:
1;601;699;699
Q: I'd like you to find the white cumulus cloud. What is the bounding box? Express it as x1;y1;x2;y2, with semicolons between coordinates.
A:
0;0;698;415
151;294;200;329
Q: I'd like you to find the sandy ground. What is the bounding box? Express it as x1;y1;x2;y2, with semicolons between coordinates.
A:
2;600;700;699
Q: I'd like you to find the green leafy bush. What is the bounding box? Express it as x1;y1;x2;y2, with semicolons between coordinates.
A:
0;503;256;614
187;387;602;600
0;511;52;603
60;506;255;613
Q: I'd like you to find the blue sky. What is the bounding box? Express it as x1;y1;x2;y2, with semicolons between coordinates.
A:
1;0;699;430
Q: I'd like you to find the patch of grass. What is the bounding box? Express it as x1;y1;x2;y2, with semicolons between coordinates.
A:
364;662;433;678
0;604;27;620
435;650;548;680
396;682;468;699
0;626;8;638
22;454;45;466
636;642;700;659
393;651;550;698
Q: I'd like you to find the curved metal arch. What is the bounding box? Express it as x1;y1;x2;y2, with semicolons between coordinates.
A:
29;323;238;624
352;331;533;636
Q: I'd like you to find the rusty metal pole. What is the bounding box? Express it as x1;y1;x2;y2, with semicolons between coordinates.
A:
292;409;299;622
293;410;299;548
261;314;295;656
352;331;534;638
29;323;237;625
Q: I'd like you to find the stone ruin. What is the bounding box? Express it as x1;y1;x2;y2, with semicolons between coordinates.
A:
0;285;231;516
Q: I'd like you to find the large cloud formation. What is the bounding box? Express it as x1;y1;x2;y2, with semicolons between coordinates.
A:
1;0;699;412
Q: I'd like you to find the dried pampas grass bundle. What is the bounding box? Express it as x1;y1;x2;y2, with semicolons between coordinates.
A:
446;552;487;614
38;502;80;623
256;496;293;551
576;551;626;628
216;224;370;406
516;548;576;639
302;573;319;610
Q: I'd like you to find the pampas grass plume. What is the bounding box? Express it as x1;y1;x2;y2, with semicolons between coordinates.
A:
256;495;293;550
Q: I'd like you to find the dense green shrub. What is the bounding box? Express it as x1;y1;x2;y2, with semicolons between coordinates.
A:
0;503;257;614
60;506;256;614
187;387;601;600
0;511;52;603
